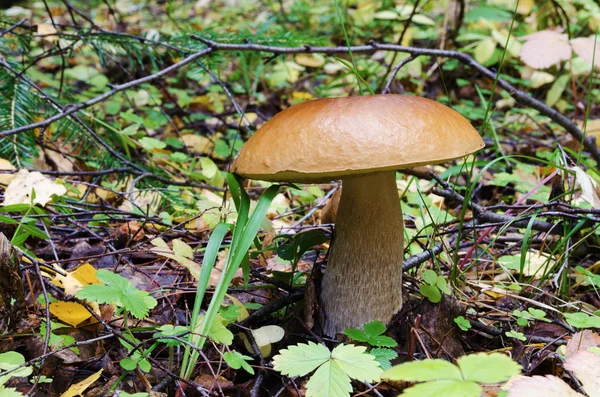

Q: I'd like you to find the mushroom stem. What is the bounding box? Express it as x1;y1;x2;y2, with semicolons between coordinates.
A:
320;171;404;336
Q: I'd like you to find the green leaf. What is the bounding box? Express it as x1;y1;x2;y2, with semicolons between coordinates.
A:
369;348;398;370
457;353;521;383
400;379;481;397
506;330;527;341
343;328;369;343
306;360;352;397
120;358;137;371
436;276;451;295
75;269;157;320
363;321;386;338
138;137;167;151
369;336;398;347
223;351;255;375
330;344;382;382
272;341;330;377
546;74;570;107
0;386;25;397
209;316;234;345
382;359;462;382
454;316;471;331
565;312;600;329
420;285;442;303
422;270;438;285
474;38;496;64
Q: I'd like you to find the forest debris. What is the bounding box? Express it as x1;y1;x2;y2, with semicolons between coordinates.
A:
3;170;67;207
417;294;466;360
0;233;25;335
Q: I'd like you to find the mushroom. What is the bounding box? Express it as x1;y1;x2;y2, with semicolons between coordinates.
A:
232;94;484;336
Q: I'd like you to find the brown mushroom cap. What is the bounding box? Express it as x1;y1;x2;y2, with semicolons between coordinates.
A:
232;94;485;183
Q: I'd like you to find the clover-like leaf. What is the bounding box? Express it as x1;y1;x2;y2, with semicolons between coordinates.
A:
75;269;157;320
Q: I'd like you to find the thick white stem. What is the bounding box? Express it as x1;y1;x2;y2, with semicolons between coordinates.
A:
320;171;404;336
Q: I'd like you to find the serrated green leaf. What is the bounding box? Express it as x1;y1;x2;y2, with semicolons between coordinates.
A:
224;351;255;375
306;360;352;397
382;359;462;382
0;386;25;397
74;284;116;304
272;342;330;377
457;353;521;383
343;328;369;342
75;270;156;320
401;379;481;397
369;336;398;347
370;348;398;371
363;321;386;338
330;344;382;382
420;285;441;303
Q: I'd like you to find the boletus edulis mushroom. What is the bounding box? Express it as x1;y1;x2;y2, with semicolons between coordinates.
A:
232;94;484;336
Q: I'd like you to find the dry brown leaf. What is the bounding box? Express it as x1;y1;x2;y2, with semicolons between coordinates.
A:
571;37;600;67
507;374;583;397
3;170;67;207
564;350;600;396
566;330;600;358
519;30;571;69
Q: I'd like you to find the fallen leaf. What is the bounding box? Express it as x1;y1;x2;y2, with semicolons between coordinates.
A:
44;149;74;172
566;330;600;358
3;170;67;207
564;350;600;396
60;368;103;397
506;374;583;397
0;158;16;186
49;301;92;327
151;237;201;278
570;166;600;208
37;23;58;42
48;263;100;296
294;54;325;68
519;30;571;69
571;37;600;67
181;134;214;155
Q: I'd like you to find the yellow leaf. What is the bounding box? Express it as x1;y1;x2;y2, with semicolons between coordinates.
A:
49;301;92;327
294;54;325;68
226;295;249;321
49;263;100;296
181;134;214;155
60;369;102;397
37;23;58;42
0;158;16;186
